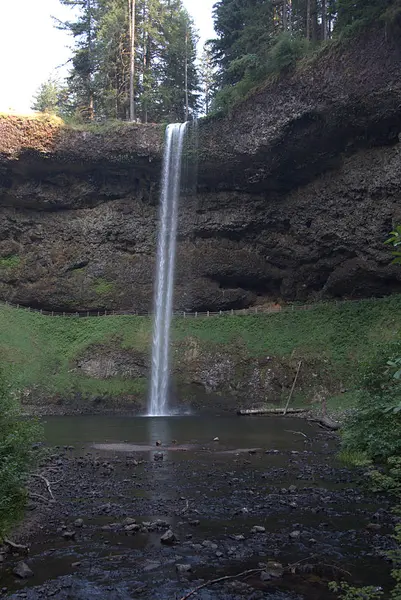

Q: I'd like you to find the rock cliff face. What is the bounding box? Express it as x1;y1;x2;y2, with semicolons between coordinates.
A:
1;30;401;312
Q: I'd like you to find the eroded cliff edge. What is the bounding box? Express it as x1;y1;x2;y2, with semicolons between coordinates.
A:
1;30;401;312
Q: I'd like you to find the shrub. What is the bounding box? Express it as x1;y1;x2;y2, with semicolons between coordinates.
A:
0;371;41;539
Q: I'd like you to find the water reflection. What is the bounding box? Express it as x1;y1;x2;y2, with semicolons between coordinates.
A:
147;416;172;460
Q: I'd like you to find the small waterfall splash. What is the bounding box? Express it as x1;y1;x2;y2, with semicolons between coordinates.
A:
149;123;188;417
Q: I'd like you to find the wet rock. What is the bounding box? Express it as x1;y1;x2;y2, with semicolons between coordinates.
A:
202;540;218;550
160;530;176;545
13;562;33;579
156;440;162;446
216;551;223;558
122;517;136;526
266;561;284;578
289;502;298;508
62;531;76;540
71;562;81;568
289;530;301;539
143;560;161;572
154;452;164;461
288;485;297;493
309;538;317;544
251;525;266;534
74;518;84;528
213;437;219;442
231;534;245;541
367;523;381;531
260;571;271;582
176;564;192;574
125;523;141;532
189;519;200;526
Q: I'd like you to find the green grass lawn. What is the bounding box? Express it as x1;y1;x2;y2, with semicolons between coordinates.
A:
0;295;400;402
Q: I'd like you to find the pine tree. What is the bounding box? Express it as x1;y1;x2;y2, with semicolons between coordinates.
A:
55;0;99;120
31;77;63;114
199;43;217;115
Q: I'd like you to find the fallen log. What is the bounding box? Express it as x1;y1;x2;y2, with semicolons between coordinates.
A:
308;416;340;431
237;408;308;416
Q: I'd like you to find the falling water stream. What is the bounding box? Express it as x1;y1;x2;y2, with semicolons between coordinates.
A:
149;122;188;417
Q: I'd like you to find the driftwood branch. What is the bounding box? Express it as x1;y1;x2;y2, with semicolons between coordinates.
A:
28;492;54;504
237;408;307;416
3;538;29;554
283;361;302;415
30;474;56;501
178;569;263;600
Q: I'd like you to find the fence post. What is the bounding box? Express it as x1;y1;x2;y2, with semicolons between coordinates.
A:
97;311;100;317
63;312;65;317
195;311;198;318
40;309;42;314
231;309;234;316
219;310;222;316
207;311;210;317
17;304;19;309
51;311;54;317
183;311;186;318
105;310;107;316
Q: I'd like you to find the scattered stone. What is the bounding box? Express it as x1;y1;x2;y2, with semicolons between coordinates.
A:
251;526;266;534
154;452;164;462
289;502;298;509
213;437;219;442
189;520;200;527
309;538;317;544
231;534;245;541
288;485;297;493
13;562;33;579
74;518;84;528
71;562;81;568
248;449;257;455
122;517;136;526
160;530;176;545
156;440;162;446
266;561;284;578
215;551;223;558
62;531;76;541
143;560;161;572
125;523;141;532
202;540;218;550
176;564;192;574
289;530;301;539
367;523;381;531
260;571;271;582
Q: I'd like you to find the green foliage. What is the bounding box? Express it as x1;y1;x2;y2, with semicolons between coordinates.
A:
266;34;310;75
0;296;399;405
31;77;66;116
93;278;114;296
328;581;383;599
0;371;41;539
385;226;401;266
56;0;199;122
0;255;21;269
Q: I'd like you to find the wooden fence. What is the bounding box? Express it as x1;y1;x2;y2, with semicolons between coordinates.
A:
0;296;381;319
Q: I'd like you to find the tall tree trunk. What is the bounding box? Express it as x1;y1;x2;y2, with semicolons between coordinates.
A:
87;0;94;120
311;0;318;41
288;0;292;34
283;0;287;31
129;0;136;122
322;0;327;40
185;28;189;121
306;0;311;40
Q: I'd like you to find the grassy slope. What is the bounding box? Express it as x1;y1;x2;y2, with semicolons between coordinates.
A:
1;296;400;406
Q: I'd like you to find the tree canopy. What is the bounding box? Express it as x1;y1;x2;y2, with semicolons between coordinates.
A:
53;0;200;122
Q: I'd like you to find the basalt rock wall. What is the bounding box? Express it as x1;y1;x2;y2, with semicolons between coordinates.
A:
1;30;401;312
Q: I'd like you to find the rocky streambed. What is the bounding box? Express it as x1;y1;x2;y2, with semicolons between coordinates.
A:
0;415;397;599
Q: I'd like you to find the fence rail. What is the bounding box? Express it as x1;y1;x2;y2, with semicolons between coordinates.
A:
0;296;388;319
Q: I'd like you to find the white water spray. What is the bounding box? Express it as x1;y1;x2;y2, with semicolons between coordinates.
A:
149;123;188;417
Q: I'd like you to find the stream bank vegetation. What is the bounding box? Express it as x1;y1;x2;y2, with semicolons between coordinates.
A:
0;370;41;540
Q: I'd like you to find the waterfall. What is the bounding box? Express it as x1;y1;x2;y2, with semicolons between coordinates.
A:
149;122;188;417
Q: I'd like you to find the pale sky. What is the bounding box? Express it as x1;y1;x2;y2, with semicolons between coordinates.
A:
0;0;215;114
